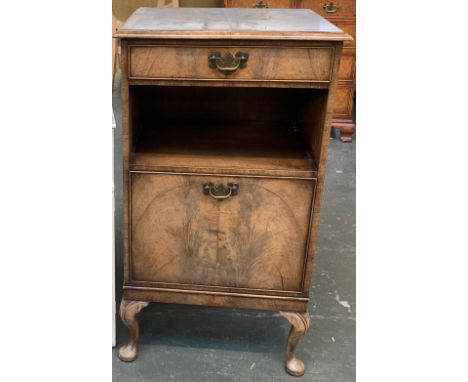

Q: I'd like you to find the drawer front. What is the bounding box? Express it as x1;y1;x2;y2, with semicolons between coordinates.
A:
299;0;355;19
226;0;295;7
129;172;316;292
128;45;334;83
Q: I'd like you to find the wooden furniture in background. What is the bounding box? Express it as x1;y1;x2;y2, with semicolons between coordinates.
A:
113;0;179;22
180;0;223;6
115;7;350;376
225;0;356;142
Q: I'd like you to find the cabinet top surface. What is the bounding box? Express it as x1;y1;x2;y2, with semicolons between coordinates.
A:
115;7;352;41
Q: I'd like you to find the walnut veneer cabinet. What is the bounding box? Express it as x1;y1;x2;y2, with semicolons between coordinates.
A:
225;0;356;142
115;7;350;377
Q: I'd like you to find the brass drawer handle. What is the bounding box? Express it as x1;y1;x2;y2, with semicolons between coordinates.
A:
323;2;340;13
203;182;239;201
252;1;269;7
208;51;249;74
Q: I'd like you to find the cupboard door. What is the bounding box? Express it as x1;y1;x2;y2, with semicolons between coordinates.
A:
130;172;316;292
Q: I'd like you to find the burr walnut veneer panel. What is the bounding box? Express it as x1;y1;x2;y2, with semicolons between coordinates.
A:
129;45;333;83
130;172;315;291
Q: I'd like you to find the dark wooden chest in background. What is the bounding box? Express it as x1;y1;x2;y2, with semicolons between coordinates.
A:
225;0;356;141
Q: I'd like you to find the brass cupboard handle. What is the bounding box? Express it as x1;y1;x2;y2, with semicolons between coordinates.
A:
252;1;269;7
323;2;340;13
208;51;249;74
203;182;239;201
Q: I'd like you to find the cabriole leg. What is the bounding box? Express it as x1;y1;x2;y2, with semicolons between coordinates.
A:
280;311;311;377
118;299;149;362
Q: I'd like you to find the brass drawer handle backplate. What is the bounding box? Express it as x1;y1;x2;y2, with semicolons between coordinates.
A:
252;1;269;7
323;2;340;13
208;51;249;74
203;182;239;201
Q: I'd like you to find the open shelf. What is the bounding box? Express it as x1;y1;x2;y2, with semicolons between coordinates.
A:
130;120;317;178
128;85;326;178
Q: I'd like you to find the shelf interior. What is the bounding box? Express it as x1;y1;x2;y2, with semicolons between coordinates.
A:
128;86;327;177
131;120;317;177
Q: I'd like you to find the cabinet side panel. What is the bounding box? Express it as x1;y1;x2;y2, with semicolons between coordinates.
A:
300;42;343;294
120;40;131;285
297;92;327;166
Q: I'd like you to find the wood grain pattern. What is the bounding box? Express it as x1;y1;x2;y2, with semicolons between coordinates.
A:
334;19;355;47
333;18;356;142
337;48;355;81
129;45;333;83
124;286;308;311
115;7;351;42
301;2;356;140
300;35;343;294
127;85;323;177
280;311;311;376
120;39;132;285
118;299;149;362
131;120;317;178
296;91;327;167
333;84;354;118
300;0;355;18
225;1;356;140
117;8;346;375
226;0;355;16
225;0;296;7
130;172;315;291
133;84;322;122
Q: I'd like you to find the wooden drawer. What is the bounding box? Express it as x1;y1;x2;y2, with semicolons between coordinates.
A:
299;0;355;19
226;0;295;7
129;172;316;292
128;44;334;83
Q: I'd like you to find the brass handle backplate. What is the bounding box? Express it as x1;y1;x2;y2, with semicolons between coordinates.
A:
208;51;249;74
323;2;340;13
252;1;269;7
203;182;239;201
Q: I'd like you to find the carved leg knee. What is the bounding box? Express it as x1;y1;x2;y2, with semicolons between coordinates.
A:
280;311;311;377
118;299;149;362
